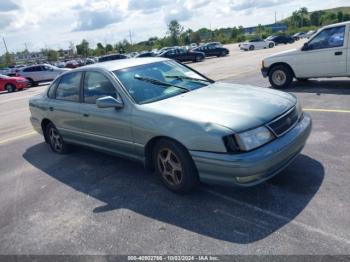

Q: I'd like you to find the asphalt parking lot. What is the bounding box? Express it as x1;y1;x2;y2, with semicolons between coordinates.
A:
0;41;350;255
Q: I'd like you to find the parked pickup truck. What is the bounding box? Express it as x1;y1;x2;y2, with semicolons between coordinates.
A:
261;21;349;89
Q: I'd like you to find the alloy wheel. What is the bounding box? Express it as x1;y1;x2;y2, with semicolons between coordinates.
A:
49;127;63;152
157;148;183;186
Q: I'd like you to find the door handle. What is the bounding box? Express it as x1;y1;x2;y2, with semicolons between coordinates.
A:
83;113;89;117
49;107;54;111
335;51;343;56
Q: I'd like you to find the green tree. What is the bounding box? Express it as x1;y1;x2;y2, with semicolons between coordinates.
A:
344;13;350;21
76;39;89;57
105;44;113;53
167;20;184;46
47;50;58;61
337;11;344;22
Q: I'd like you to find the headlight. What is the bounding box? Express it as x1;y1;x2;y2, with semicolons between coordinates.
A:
235;126;275;151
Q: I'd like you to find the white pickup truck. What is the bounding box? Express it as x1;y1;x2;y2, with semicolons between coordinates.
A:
262;21;349;88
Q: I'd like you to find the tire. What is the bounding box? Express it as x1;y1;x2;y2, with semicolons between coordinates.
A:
249;45;255;51
220;50;227;57
153;139;199;193
27;78;37;87
269;43;274;48
5;84;15;93
45;123;70;154
268;65;293;89
194;56;203;62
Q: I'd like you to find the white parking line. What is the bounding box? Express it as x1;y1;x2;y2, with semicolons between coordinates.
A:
203;189;350;245
0;131;37;145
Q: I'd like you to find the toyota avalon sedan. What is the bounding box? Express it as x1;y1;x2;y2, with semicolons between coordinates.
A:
29;58;312;193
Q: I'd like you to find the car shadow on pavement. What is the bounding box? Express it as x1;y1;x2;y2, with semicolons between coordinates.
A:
23;143;324;244
285;79;350;95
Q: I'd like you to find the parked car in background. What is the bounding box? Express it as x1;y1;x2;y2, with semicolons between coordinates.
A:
240;39;275;51
193;44;229;57
85;58;95;65
0;74;28;92
17;64;69;87
190;43;198;49
292;32;307;41
265;35;294;45
305;30;317;38
98;54;128;63
65;60;79;69
158;48;205;62
29;57;311;193
136;51;156;58
262;21;349;89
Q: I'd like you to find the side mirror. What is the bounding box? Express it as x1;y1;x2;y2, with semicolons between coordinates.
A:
96;96;124;109
301;42;309;51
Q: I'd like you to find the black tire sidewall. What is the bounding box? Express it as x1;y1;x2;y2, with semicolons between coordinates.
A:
268;65;293;89
153;139;199;193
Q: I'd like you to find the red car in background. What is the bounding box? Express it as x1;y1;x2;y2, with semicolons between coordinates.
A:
0;74;28;93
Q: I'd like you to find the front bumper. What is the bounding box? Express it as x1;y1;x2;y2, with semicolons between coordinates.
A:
190;113;312;187
261;66;268;77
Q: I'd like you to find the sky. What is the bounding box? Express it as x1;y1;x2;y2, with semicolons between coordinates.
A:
0;0;349;53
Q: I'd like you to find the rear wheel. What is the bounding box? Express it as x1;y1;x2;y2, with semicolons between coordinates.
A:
153;139;199;193
5;84;15;93
45;123;70;154
249;45;255;51
268;65;293;89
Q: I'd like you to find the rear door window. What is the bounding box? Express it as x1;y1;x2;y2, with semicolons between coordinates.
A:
55;72;82;102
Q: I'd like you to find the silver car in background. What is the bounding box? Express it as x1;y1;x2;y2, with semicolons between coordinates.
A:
17;64;69;86
29;58;312;193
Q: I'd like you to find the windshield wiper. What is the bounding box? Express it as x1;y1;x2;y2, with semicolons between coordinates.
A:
165;75;212;83
134;74;189;92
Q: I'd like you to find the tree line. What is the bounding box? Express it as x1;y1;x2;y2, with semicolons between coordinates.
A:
1;7;350;66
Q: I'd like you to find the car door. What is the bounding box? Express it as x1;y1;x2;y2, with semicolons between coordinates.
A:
42;65;56;80
48;71;84;142
79;70;135;159
294;25;348;77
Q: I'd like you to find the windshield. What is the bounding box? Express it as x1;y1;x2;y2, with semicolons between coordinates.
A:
114;60;211;104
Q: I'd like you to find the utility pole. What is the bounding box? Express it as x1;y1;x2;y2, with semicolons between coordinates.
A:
275;11;277;24
3;36;9;53
129;29;133;45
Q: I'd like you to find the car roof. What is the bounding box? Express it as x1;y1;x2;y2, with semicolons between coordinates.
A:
80;57;170;72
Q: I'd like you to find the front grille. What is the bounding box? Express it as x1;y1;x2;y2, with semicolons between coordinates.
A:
268;107;299;136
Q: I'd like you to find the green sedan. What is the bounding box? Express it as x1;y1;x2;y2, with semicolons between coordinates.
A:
29;58;312;193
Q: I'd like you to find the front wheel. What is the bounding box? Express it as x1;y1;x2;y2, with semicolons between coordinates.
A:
45;123;70;154
194;56;203;62
269;43;274;48
153;139;199;193
5;84;15;93
249;45;255;51
268;65;293;89
220;50;227;57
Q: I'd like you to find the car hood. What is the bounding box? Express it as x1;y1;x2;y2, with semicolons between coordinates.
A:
266;48;300;58
144;82;296;133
